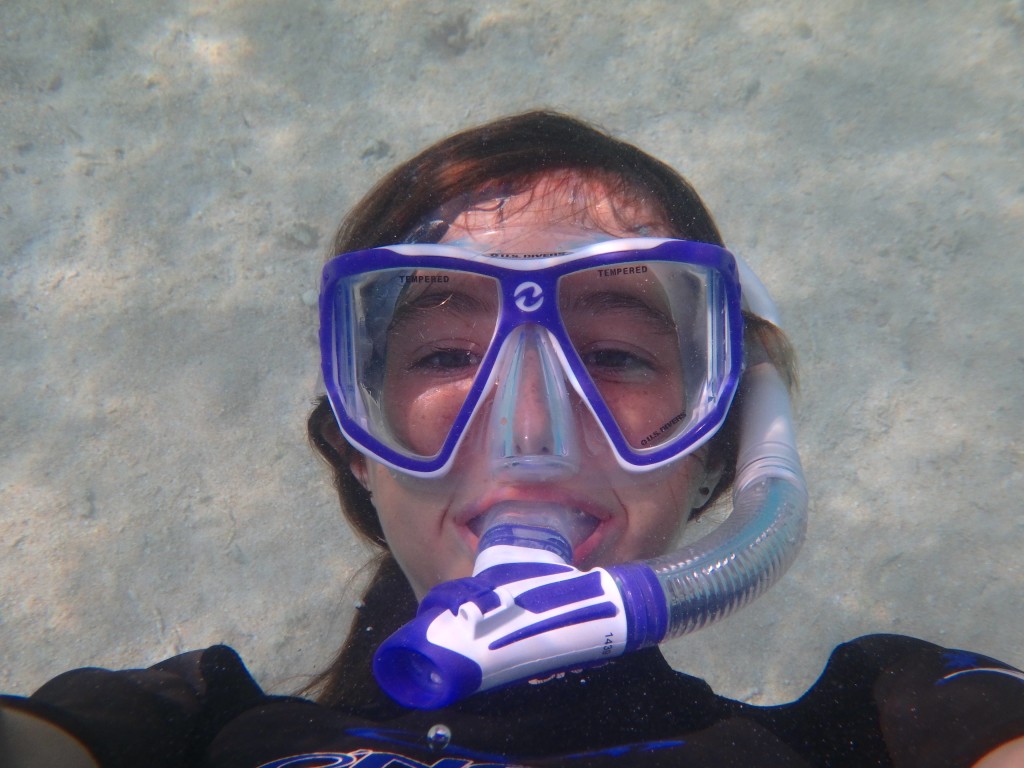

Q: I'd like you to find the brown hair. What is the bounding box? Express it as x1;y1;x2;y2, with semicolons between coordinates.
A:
304;110;796;709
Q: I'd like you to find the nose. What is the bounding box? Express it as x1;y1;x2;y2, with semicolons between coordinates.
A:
489;325;580;479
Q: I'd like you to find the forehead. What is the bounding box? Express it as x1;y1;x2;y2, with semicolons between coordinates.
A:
440;174;670;254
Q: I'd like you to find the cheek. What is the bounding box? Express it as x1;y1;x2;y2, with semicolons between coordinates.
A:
596;379;688;450
383;379;472;457
361;462;473;597
364;465;429;559
633;503;687;558
609;458;705;561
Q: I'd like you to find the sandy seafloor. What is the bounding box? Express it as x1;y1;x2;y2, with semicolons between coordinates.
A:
1;1;1022;705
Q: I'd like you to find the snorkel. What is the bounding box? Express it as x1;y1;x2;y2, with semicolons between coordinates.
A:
367;248;809;709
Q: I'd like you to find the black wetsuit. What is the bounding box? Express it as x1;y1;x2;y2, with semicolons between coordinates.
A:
3;634;1023;767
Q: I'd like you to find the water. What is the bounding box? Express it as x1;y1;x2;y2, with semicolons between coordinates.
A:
0;2;1021;709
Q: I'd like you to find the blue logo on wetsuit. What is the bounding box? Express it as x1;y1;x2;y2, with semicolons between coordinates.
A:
258;751;506;768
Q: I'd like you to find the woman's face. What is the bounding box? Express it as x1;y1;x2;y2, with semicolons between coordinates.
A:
349;176;717;599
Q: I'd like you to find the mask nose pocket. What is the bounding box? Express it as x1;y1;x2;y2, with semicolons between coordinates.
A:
488;324;581;480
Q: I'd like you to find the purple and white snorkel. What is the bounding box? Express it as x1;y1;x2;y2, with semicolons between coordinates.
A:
372;358;805;710
319;239;808;709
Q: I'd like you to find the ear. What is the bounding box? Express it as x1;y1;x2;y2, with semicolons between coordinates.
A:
310;400;372;491
323;419;371;489
694;457;726;510
348;449;370;489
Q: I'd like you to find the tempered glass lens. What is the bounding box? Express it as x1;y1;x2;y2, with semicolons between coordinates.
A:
334;268;501;459
557;261;725;453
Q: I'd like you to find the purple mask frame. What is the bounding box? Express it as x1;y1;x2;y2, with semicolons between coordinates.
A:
319;238;744;477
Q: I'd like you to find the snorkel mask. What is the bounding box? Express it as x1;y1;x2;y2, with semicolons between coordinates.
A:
320;237;742;477
319;237;808;709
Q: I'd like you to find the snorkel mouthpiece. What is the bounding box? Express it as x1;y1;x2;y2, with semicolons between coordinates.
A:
470;501;597;565
372;502;647;709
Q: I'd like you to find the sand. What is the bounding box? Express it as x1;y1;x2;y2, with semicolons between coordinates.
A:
1;1;1022;703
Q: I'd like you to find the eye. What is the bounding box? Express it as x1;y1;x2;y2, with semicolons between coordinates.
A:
581;347;656;376
411;347;482;372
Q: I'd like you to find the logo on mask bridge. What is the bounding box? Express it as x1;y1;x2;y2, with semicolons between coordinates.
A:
513;281;544;312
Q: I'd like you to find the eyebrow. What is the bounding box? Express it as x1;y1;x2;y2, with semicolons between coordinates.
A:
388;287;497;333
563;291;677;333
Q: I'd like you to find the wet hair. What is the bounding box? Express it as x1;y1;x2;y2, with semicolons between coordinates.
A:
303;110;796;708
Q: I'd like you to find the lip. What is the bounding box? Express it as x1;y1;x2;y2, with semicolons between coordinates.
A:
455;493;613;567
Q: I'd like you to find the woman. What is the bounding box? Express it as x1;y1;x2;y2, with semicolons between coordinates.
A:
2;111;1022;767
